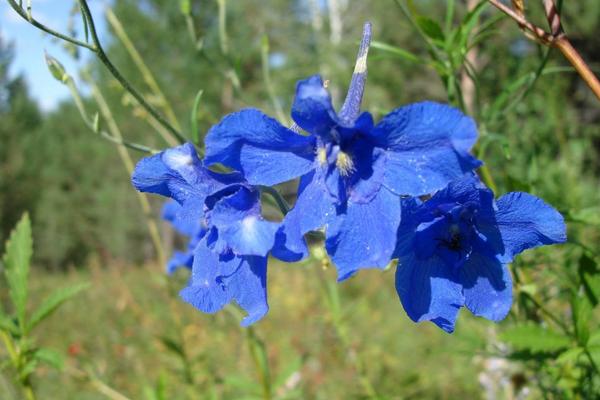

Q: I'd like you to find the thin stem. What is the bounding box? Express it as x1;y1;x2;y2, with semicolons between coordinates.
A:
87;76;167;267
105;9;183;135
554;38;600;100
6;0;96;51
487;0;554;44
261;36;287;124
522;291;570;334
217;0;229;55
585;349;600;375
259;186;290;215
64;75;157;154
77;0;186;142
487;0;600;101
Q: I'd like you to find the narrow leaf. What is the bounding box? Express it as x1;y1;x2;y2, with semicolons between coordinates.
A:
572;294;592;345
2;213;32;327
27;282;90;332
415;16;445;42
500;324;571;353
0;313;18;335
190;89;203;145
370;41;422;64
34;347;64;370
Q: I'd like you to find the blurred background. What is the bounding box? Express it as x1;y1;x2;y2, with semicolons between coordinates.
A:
1;0;599;398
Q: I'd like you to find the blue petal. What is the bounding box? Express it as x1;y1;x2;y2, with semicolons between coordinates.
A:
132;143;241;205
180;240;268;326
272;170;337;261
395;254;464;333
393;197;423;259
325;187;401;280
224;255;269;327
346;142;386;204
371;102;482;196
179;240;232;315
208;187;278;257
166;250;193;274
291;75;340;136
204;109;315;186
460;253;512;322
162;200;202;237
495;192;566;262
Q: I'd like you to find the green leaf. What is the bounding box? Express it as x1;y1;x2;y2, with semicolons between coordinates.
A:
370;41;422;64
572;294;592;345
569;207;600;226
27;282;90;333
588;330;600;347
500;324;571;353
34;347;64;370
578;253;600;306
0;313;18;335
2;213;32;327
415;16;445;42
190;89;203;145
557;347;584;364
159;336;185;358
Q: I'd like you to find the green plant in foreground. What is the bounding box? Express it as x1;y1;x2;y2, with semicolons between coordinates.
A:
0;213;89;399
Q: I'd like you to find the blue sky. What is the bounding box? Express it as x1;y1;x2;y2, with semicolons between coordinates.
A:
1;0;107;111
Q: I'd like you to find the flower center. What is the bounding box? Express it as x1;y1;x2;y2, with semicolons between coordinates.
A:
336;151;355;176
317;147;328;166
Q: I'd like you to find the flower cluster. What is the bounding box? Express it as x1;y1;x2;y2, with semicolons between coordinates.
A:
132;23;566;332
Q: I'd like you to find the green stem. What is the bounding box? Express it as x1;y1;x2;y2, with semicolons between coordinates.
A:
585;349;600;375
64;76;157;154
259;186;290;215
6;0;96;51
77;0;186;143
105;9;183;137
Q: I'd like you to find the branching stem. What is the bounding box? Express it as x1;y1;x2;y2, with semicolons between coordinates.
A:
488;0;600;101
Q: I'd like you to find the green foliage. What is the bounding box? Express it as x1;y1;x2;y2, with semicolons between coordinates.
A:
500;323;570;353
3;213;33;328
0;214;88;398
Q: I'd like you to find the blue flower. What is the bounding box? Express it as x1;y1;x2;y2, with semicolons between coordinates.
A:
203;23;481;280
162;200;206;274
394;176;567;333
132;143;281;326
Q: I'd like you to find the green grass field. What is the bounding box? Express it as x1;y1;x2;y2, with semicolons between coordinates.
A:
6;257;501;399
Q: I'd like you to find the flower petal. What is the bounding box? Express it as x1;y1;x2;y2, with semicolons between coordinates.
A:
325;187;401;280
204;109;315;186
460;253;512;322
166;250;193;274
291;75;340;136
132;143;240;205
162;200;201;237
371;102;482;196
395;254;464;333
346;142;386;204
272;170;337;261
208;187;278;257
180;241;268;326
495;192;567;262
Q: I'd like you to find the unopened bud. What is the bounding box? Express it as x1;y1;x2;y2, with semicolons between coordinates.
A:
92;112;101;133
180;0;191;15
44;53;67;83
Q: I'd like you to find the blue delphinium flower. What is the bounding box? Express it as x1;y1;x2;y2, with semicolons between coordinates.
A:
162;200;206;274
132;143;282;326
203;23;482;280
394;176;567;333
